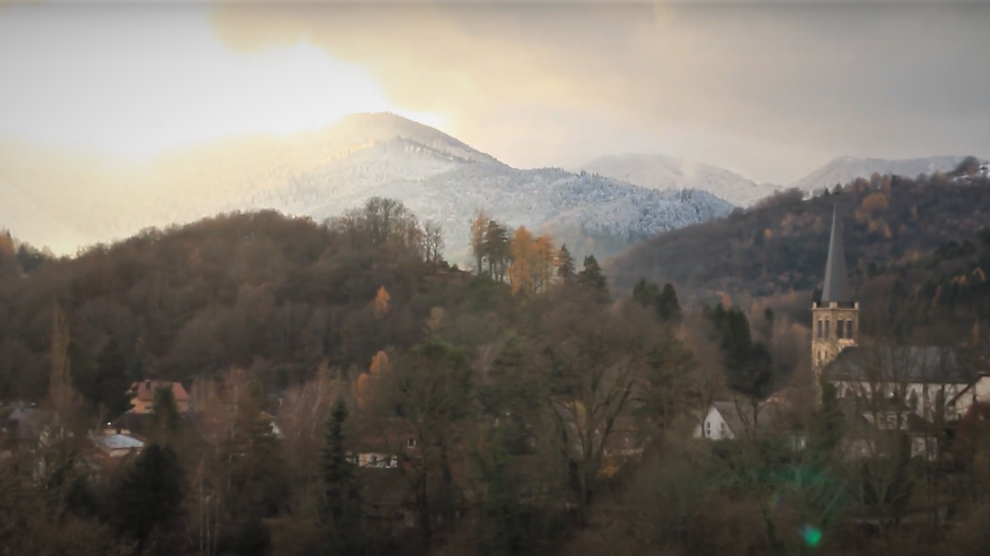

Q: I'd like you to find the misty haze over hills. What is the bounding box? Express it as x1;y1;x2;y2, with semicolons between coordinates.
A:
0;113;733;261
0;112;984;261
580;153;983;206
579;153;783;207
790;155;972;193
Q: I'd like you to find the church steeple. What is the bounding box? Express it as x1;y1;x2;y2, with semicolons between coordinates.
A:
812;205;859;375
821;207;851;304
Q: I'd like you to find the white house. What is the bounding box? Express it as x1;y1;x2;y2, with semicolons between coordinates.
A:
812;207;989;424
89;433;144;458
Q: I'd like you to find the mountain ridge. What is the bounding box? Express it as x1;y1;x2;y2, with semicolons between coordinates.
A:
579;153;783;207
790;154;976;193
0;112;731;262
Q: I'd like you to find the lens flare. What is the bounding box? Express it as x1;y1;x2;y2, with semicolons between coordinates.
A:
800;524;822;547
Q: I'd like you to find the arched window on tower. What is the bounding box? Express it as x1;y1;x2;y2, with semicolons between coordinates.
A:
837;320;845;339
825;319;831;339
817;319;823;338
847;319;854;338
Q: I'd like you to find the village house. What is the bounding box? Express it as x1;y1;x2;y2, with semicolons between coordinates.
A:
126;380;190;414
696;208;988;458
351;426;420;470
813;208;990;423
694;400;807;450
1;403;54;447
89;432;145;458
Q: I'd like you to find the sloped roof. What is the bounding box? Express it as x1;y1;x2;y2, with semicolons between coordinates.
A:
4;407;53;440
822;346;975;384
712;401;781;436
91;433;144;451
821;207;852;304
129;381;189;402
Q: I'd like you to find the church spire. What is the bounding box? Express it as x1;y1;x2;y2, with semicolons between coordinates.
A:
821;206;851;304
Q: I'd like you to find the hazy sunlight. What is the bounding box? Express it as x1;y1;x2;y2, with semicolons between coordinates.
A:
0;5;446;158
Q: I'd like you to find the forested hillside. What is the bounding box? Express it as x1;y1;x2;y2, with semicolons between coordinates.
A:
3;197;990;556
0;201;463;400
607;174;990;320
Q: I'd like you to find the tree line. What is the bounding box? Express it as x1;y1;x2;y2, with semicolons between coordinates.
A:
2;197;990;556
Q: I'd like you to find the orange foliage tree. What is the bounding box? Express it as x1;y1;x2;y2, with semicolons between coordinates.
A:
373;286;390;319
356;350;389;411
508;226;557;295
508;226;536;295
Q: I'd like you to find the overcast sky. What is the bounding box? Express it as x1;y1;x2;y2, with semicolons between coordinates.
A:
1;1;988;184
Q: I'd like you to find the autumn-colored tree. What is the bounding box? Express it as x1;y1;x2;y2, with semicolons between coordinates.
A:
0;231;14;257
373;286;390;320
508;226;536;295
356;350;389;411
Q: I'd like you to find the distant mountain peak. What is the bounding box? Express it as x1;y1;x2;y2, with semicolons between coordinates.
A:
326;111;501;166
792;155;974;192
579;153;782;207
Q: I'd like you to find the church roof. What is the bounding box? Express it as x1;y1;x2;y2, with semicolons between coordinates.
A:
821;207;852;304
822;346;976;384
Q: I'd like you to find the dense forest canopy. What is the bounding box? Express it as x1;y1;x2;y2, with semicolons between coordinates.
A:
606;174;990;323
2;185;990;556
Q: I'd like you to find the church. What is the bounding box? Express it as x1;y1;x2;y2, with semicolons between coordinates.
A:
814;208;990;423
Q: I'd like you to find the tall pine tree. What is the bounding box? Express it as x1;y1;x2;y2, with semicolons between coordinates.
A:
475;428;525;556
112;443;184;549
92;338;132;419
656;283;683;323
322;397;362;556
556;244;576;281
577;255;609;302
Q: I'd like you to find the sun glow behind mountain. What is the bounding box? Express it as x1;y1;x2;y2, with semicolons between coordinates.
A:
0;4;447;159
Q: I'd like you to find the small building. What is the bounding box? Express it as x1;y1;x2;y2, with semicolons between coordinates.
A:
695;401;807;450
90;433;144;458
127;380;190;414
351;428;418;470
2;404;54;445
811;207;989;423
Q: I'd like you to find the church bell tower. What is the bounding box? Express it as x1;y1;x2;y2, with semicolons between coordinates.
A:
812;207;859;376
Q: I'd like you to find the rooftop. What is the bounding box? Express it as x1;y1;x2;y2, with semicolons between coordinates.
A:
90;433;144;451
129;380;189;402
822;346;976;384
821;206;852;304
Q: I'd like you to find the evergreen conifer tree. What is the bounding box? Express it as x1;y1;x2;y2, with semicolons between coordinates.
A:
113;443;184;549
577;255;609;302
322;397;362;556
93;338;132;419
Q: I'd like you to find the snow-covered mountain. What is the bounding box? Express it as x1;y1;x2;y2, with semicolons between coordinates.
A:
579;153;782;207
0;113;733;262
791;155;970;193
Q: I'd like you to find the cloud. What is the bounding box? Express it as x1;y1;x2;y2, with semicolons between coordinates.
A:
2;1;987;183
207;2;990;182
